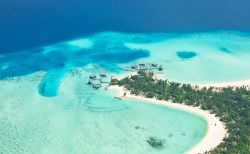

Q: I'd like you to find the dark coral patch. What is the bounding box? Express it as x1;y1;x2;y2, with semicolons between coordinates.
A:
176;51;197;60
219;47;231;53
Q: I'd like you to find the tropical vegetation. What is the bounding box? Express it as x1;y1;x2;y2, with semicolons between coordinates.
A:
111;71;250;154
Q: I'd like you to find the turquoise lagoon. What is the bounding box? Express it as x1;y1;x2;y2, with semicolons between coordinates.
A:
0;70;207;154
1;31;250;153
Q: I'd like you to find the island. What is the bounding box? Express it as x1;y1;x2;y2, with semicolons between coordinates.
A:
109;70;250;154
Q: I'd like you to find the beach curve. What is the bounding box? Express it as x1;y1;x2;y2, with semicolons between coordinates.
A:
109;85;227;154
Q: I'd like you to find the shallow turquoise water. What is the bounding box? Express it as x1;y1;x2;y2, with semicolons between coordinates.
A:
1;31;250;153
123;31;250;84
2;31;250;97
0;71;207;154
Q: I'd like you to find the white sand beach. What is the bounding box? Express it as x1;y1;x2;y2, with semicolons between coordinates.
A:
199;79;250;89
1;69;249;153
109;85;227;154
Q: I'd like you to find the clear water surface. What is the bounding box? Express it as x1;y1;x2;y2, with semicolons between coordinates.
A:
1;30;250;153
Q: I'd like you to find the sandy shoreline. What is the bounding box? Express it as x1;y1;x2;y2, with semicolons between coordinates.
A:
199;79;250;88
109;85;227;154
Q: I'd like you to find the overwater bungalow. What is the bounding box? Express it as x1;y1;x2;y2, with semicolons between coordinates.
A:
93;84;102;89
89;74;97;79
100;73;107;78
87;80;92;85
139;62;146;67
139;63;147;73
151;63;158;67
131;65;138;69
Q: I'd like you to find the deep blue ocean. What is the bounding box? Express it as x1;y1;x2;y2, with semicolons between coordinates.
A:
1;0;250;53
1;0;250;97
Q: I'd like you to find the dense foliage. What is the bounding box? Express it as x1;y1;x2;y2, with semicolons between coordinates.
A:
111;72;250;154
